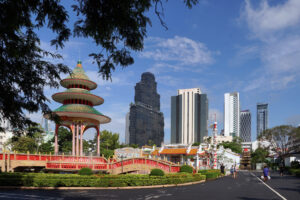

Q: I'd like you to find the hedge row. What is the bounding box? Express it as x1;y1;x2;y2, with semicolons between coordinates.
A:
198;169;221;180
289;168;300;177
0;173;206;187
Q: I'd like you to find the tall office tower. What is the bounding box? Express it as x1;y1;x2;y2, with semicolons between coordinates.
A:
240;110;251;142
171;88;208;144
128;72;164;146
224;92;240;137
257;103;268;136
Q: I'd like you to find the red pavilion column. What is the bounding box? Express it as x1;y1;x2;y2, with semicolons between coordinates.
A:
54;124;59;155
71;123;75;156
76;123;79;156
97;126;100;156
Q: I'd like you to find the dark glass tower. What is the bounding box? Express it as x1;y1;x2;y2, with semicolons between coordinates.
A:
240;110;251;142
257;103;268;137
128;72;164;146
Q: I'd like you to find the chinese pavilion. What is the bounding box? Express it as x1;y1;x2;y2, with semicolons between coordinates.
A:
45;61;111;156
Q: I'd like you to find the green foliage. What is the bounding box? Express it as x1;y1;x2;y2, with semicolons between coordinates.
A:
87;130;120;158
39;141;54;154
198;169;221;180
258;125;300;156
11;137;37;153
7;125;47;153
251;147;269;164
0;172;206;187
219;137;242;154
78;168;93;176
289;168;300;177
150;169;165;176
180;165;194;173
0;0;199;132
192;142;200;146
291;161;300;169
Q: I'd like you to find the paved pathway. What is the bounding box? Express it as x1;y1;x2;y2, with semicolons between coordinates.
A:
0;171;299;199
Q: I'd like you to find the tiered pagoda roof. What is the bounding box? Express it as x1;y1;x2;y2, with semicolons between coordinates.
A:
50;61;111;125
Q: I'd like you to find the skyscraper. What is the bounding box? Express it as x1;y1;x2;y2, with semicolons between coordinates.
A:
224;92;240;137
240;110;251;142
171;88;208;144
257;103;268;136
127;72;164;146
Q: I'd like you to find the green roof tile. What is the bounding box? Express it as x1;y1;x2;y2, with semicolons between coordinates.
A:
54;104;104;115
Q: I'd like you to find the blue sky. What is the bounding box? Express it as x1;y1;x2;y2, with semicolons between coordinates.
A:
29;0;300;143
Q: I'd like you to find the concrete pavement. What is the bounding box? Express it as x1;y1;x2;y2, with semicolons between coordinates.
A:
0;171;299;199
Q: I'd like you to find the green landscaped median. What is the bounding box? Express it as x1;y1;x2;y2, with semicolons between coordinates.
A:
0;173;206;187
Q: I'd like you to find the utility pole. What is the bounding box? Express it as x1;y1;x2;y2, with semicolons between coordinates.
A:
212;114;218;169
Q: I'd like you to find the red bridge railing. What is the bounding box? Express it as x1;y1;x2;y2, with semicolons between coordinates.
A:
0;153;181;173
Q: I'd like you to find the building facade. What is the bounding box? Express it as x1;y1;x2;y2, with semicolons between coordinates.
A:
224;92;240;137
240;110;251;142
0;119;13;152
171;88;208;144
125;112;130;145
257;103;268;136
128;72;164;146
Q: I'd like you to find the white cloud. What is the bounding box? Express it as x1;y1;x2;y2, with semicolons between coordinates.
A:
240;0;300;91
140;36;214;67
243;0;300;40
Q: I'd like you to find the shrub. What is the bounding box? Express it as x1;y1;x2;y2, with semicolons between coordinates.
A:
150;169;165;176
0;172;206;187
291;161;300;169
78;168;93;176
198;169;220;180
180;165;193;173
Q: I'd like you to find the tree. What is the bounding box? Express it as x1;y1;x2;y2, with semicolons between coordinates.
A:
192;142;200;146
251;147;269;164
258;125;300;158
6;125;45;153
0;0;199;131
39;141;54;154
52;127;72;153
218;137;243;154
10;137;37;153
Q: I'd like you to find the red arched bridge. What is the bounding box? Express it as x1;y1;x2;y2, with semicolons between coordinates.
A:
0;152;181;174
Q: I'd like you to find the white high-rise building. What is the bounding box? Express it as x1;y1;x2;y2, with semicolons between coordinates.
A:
0;119;13;152
224;92;240;137
171;88;208;144
125;112;130;144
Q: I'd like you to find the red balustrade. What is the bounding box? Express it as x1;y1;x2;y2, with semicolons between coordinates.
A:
1;153;182;173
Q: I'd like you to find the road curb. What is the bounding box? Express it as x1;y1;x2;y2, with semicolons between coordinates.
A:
0;180;206;190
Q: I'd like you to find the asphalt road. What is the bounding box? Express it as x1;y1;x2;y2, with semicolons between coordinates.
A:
0;171;299;200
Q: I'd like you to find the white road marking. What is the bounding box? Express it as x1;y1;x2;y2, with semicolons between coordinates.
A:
250;172;287;200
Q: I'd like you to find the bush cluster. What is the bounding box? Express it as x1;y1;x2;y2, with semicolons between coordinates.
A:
0;172;206;187
290;161;300;169
150;169;165;176
78;168;93;176
198;169;221;180
179;165;193;173
289;168;300;177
